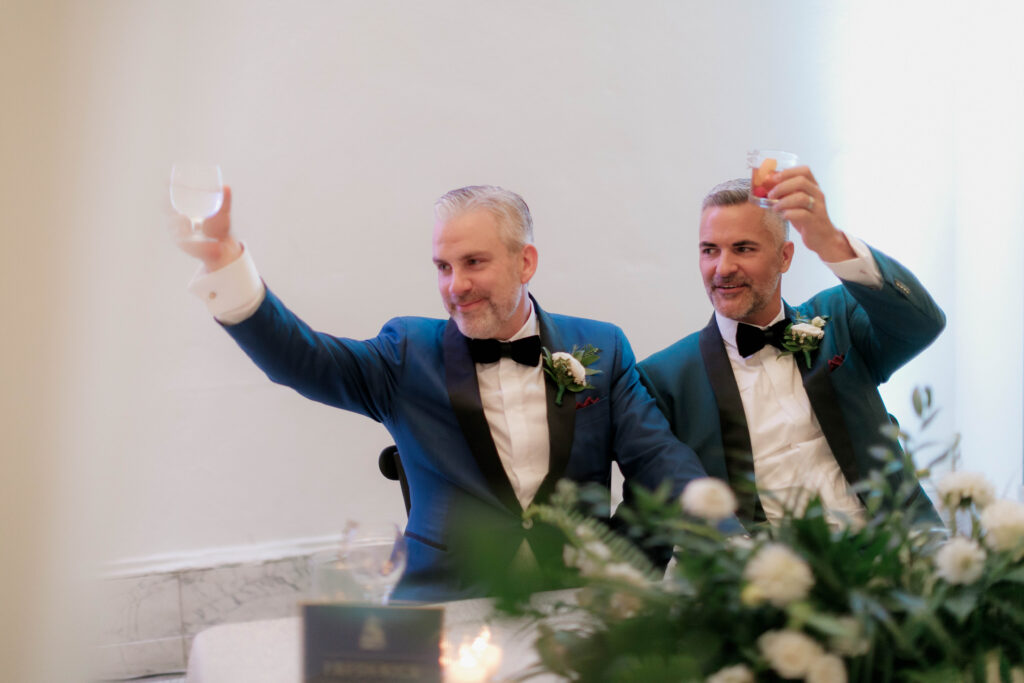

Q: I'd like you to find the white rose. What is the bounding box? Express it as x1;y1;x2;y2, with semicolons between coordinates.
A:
757;629;824;679
790;322;825;340
811;316;827;328
552;351;587;385
934;537;986;585
936;471;996;510
829;616;870;657
981;499;1024;556
681;477;738;521
743;543;815;607
706;663;754;683
807;653;847;683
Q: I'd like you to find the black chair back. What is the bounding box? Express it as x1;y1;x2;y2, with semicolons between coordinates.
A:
377;445;411;517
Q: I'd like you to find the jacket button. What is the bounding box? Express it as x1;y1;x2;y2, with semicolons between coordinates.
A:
522;519;533;530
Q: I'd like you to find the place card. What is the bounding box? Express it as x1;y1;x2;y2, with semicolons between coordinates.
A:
302;603;444;682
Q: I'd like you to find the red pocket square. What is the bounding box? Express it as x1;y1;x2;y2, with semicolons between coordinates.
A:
576;396;600;410
828;354;845;372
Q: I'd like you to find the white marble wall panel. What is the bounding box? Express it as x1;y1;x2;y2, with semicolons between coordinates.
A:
180;556;311;638
94;637;186;680
98;573;183;648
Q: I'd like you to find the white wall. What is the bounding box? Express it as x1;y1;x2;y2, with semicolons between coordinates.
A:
15;1;1020;584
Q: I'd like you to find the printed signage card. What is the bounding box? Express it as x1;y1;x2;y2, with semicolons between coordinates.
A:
303;603;444;682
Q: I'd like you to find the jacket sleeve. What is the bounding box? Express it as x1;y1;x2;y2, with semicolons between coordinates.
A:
223;287;404;423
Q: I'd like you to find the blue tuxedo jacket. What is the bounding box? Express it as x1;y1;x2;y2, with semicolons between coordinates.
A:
226;291;710;602
638;247;944;526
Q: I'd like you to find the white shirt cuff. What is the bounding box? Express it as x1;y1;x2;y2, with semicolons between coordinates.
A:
187;244;265;324
824;234;883;289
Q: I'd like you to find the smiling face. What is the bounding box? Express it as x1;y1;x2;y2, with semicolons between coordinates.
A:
699;202;794;327
433;207;538;339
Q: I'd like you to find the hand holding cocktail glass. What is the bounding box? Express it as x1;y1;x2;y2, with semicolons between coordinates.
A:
747;151;854;261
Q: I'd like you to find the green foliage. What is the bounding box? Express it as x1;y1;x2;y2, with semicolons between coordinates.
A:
488;388;1024;682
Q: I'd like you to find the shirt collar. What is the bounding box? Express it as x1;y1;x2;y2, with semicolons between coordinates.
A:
715;304;786;350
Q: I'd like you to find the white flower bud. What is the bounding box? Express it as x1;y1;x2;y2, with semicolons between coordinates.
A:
934;537;986;585
936;471;996;510
743;544;814;607
551;351;587;386
681;478;738;522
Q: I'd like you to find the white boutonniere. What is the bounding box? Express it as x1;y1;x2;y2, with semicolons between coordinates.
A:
781;315;828;368
542;344;601;406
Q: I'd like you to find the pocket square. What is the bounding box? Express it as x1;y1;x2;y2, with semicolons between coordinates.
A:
828;354;845;372
576;396;600;410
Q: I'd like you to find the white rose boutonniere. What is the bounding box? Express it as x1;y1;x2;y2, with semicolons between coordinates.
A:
542;344;600;406
781;315;829;368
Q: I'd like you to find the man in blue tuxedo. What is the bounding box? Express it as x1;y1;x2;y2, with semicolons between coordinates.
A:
178;184;719;602
638;171;943;529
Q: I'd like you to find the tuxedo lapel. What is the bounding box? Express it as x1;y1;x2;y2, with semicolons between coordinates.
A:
786;307;860;485
532;300;575;505
699;316;764;523
442;320;522;516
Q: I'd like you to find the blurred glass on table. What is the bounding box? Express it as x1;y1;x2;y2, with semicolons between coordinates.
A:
310;521;408;605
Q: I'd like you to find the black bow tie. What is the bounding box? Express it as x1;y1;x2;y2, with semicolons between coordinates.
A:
735;319;790;358
466;335;542;366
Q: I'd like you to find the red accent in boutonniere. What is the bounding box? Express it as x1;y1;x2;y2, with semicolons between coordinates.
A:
576;396;600;410
828;354;845;372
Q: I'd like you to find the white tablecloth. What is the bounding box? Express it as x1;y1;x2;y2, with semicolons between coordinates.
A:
186;593;570;682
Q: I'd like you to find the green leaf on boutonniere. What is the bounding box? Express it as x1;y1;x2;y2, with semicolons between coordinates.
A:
541;344;601;406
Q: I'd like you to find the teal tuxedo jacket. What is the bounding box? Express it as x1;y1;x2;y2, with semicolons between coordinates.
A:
226;291;711;602
638;247;944;526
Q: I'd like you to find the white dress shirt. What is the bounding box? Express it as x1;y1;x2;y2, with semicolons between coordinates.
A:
188;247;550;509
715;235;882;529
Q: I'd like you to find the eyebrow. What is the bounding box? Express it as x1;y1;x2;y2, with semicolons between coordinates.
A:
700;239;761;248
432;250;490;265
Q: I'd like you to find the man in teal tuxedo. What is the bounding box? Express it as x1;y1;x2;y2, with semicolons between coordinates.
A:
178;184;723;603
638;171;943;528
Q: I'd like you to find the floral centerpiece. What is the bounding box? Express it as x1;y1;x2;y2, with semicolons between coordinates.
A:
496;388;1024;682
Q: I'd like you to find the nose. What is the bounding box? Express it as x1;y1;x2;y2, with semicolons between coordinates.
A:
448;267;471;298
715;251;738;278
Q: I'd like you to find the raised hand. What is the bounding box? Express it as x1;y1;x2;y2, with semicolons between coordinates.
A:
172;185;243;272
767;167;855;262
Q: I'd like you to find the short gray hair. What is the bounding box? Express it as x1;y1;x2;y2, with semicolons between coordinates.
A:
434;185;534;252
701;177;789;242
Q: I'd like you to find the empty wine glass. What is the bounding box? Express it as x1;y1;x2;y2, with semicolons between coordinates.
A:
311;521;408;605
169;163;223;242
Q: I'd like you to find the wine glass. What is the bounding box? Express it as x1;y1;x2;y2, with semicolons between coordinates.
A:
311;521;408;605
169;163;224;242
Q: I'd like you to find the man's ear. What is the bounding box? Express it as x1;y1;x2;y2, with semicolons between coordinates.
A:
780;240;795;274
520;244;539;284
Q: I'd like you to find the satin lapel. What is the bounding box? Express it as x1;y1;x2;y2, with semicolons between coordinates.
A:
788;305;860;485
442;320;522;516
532;299;575;505
699;316;764;523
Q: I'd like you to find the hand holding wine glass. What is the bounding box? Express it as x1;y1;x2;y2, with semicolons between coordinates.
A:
169;164;241;270
170;163;223;239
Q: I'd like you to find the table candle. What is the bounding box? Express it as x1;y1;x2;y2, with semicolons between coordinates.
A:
443;626;502;682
